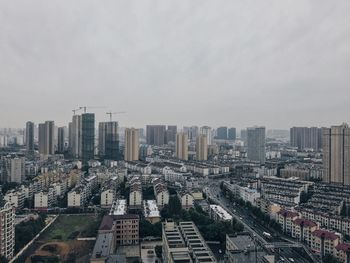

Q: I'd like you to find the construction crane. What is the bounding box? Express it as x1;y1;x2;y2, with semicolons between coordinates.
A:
106;111;126;122
72;108;81;115
79;106;106;113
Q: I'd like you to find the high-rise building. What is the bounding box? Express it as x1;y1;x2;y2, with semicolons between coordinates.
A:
10;157;25;183
99;122;119;160
247;126;266;164
68;122;72;153
38;121;55;155
290;127;323;151
70;115;82;159
25;121;34;154
323;124;350;185
81;113;95;164
0;200;15;259
166;125;177;144
57;127;65;154
240;129;247;143
146;125;166;146
175;133;188;160
0;157;25;183
200;126;212;146
188;126;199;141
228;127;236;141
216;127;228;140
124;128;139;161
196;134;208;161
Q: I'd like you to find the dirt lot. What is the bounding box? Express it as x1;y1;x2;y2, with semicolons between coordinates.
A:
24;214;99;263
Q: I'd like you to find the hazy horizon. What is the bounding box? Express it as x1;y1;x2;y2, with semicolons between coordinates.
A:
1;1;350;129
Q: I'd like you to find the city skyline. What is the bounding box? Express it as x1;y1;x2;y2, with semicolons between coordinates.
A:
1;1;350;128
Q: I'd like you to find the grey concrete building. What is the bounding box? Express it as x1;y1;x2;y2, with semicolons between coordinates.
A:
247;126;266;164
323;124;350;185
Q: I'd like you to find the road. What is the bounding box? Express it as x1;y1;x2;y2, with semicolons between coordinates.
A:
203;179;317;263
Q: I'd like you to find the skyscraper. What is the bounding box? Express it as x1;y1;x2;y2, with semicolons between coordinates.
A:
175;133;188;160
240;129;247;143
81;113;95;164
57;127;65;153
196;134;208;161
99;121;119;160
70;115;82;159
166;125;177;144
38;121;55;155
247;126;266;164
25;121;34;154
124;128;139;161
323;124;350;185
290;127;323;151
216;126;228;140
228;127;236;141
188;126;199;141
146;125;166;146
200;126;212;145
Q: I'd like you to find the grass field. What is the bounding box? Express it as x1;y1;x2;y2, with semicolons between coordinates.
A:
42;214;98;241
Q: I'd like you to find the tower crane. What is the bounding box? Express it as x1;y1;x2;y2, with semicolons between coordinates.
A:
72;108;81;115
79;106;106;113
106;111;126;122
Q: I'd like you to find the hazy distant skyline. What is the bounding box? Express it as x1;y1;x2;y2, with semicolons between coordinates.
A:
1;1;350;129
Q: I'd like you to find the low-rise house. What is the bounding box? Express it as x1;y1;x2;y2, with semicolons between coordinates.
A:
101;189;115;208
209;205;232;222
143;200;161;224
109;199;127;216
178;191;194;211
311;229;341;258
4;189;25;209
292;218;318;246
129;177;142;209
153;180;169;209
277;210;300;235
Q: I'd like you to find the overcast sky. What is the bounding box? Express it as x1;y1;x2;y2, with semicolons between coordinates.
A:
0;1;349;130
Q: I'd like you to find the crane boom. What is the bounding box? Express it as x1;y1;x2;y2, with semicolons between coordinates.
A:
106;111;126;122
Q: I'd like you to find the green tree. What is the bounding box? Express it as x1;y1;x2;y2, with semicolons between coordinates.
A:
142;186;155;200
155;245;162;258
168;195;182;217
340;202;347;217
139;220;162;238
323;254;339;263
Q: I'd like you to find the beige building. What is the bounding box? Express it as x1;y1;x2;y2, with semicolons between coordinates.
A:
323;124;350;185
101;189;115;208
38;120;55;156
311;229;340;258
0;201;15;259
114;214;139;246
124;128;139;161
196;134;208;161
154;181;169;208
291;218;318;247
179;192;194;211
175;133;188;160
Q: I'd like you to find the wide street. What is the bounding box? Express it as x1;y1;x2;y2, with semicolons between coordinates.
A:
203;178;317;263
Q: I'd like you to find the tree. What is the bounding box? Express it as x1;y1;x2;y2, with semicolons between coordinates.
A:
139;220;162;238
143;186;155;200
168;195;182;217
0;255;8;263
323;254;339;263
155;245;162;258
340;202;347;217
